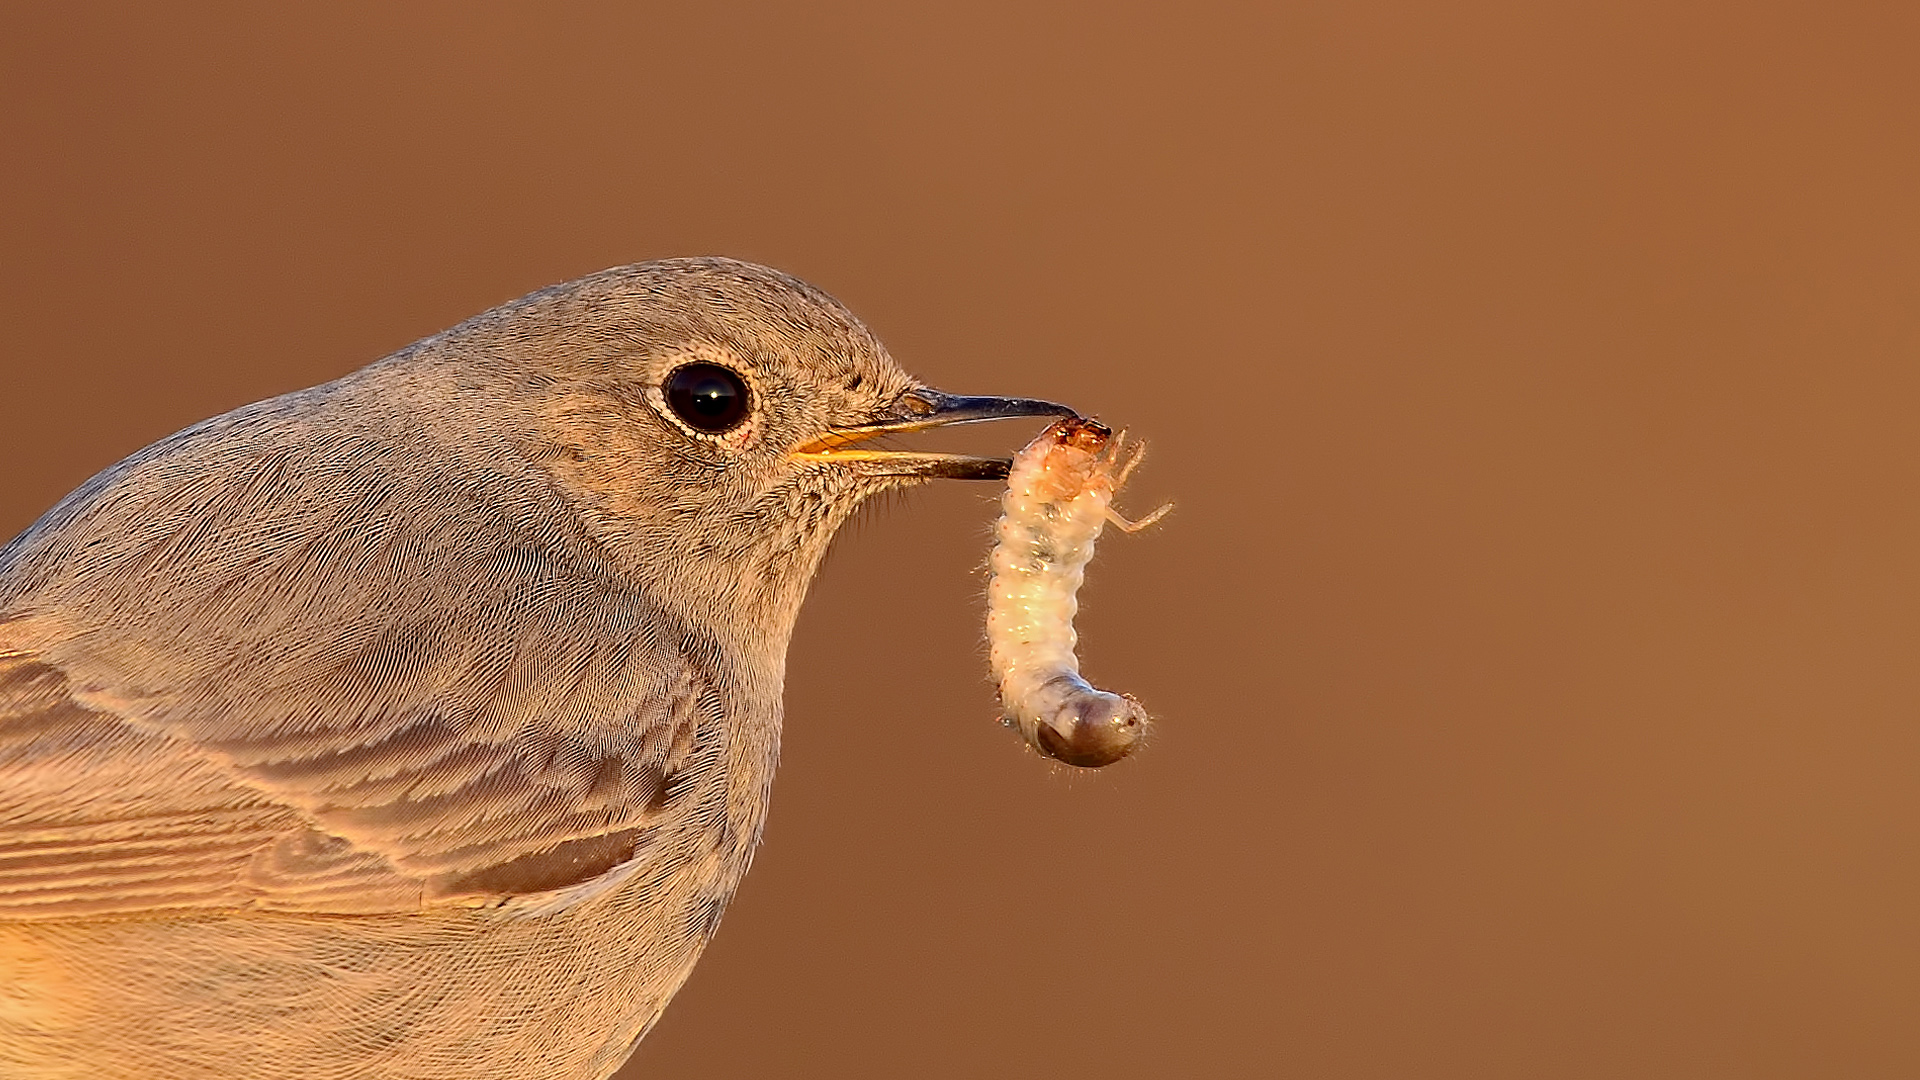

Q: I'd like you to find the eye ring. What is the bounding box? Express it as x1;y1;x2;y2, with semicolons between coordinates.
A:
663;363;751;435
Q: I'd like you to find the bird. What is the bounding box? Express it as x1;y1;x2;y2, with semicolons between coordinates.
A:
0;258;1072;1080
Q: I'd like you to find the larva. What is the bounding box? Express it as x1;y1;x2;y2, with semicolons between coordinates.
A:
988;416;1170;767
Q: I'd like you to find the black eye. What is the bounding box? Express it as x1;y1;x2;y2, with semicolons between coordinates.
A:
664;363;751;434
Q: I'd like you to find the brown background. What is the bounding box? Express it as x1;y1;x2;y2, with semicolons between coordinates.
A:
5;3;1920;1077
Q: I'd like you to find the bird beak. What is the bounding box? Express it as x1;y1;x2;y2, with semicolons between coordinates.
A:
790;389;1077;480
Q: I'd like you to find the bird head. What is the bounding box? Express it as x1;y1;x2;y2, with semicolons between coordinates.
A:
404;258;1071;642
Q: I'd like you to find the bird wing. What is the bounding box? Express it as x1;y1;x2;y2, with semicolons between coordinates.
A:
0;649;334;918
0;630;717;921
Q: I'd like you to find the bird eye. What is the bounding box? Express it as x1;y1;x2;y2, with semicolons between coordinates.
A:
664;363;751;434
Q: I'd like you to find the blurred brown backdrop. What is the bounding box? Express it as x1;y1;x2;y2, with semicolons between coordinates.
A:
6;2;1920;1077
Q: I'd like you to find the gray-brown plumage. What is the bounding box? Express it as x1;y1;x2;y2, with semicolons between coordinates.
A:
0;258;1070;1079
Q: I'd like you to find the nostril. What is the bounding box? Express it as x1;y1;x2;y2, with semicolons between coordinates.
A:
897;389;940;417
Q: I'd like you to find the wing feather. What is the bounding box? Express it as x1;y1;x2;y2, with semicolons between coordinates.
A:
0;636;712;920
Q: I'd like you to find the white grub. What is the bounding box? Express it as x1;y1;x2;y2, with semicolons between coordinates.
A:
988;417;1169;767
